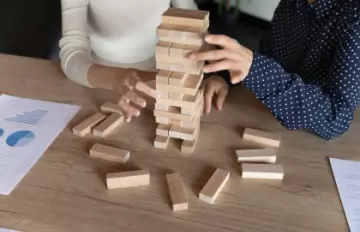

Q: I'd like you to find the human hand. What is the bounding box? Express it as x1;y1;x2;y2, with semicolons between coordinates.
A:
202;75;229;114
88;65;159;122
189;34;253;84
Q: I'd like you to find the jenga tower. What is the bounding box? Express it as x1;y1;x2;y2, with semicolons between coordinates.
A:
154;8;209;153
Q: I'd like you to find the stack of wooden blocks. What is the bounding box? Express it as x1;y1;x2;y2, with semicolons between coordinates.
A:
154;8;209;153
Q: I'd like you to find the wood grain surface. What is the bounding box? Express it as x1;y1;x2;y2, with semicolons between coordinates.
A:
0;54;357;232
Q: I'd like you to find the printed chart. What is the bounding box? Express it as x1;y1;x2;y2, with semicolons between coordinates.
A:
6;130;36;147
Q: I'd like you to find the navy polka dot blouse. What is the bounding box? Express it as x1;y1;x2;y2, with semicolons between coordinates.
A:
242;0;360;140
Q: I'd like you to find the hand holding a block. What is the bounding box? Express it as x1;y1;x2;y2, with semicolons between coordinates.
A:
188;34;253;84
88;65;160;121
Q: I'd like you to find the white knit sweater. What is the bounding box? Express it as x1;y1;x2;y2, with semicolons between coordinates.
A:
59;0;198;87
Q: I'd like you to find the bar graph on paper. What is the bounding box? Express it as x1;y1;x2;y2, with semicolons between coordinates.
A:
3;109;48;125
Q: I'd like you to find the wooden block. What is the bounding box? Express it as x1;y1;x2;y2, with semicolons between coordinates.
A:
169;92;183;100
169;63;184;73
156;24;175;37
156;41;172;55
154;106;194;122
159;90;169;98
100;102;122;115
243;128;281;147
236;149;276;163
73;112;106;137
155;103;169;111
156;70;171;84
156;61;170;70
156;124;170;137
154;135;170;149
170;43;186;57
166;173;188;211
181;123;200;141
241;164;284;180
184;44;202;58
156;94;198;108
156;73;203;96
181;129;199;153
89;143;130;163
199;168;230;204
155;116;169;124
106;169;150;189
93;113;124;137
162;15;206;28
158;35;204;47
169;72;187;86
169;125;182;139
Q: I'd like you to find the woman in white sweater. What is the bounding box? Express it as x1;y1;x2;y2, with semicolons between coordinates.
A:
60;0;199;121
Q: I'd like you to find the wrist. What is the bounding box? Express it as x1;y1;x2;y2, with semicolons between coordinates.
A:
88;64;121;90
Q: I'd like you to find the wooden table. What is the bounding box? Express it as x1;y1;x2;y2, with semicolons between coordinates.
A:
0;54;357;232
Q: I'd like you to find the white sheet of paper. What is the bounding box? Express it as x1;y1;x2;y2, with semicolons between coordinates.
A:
329;157;360;232
0;228;21;232
0;95;80;195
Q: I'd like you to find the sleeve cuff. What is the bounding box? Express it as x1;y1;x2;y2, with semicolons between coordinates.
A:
243;52;268;89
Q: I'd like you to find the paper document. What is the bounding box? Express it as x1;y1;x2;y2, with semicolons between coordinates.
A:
0;95;80;195
329;158;360;232
0;228;21;232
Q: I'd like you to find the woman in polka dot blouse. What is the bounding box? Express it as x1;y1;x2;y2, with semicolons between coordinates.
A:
190;0;360;140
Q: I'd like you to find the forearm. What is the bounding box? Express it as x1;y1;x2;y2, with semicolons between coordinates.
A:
244;53;356;140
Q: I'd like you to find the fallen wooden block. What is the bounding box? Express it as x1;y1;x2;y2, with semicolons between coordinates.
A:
89;143;130;163
166;173;188;211
93;113;124;137
243;128;281;147
106;169;150;189
236;149;276;163
199;168;230;204
100;102;122;115
154;135;170;149
241;163;284;180
73;112;106;137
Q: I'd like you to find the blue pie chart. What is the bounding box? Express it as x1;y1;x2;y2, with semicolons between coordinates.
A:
0;128;3;137
6;130;36;147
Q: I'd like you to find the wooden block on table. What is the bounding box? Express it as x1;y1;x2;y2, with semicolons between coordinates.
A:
169;125;182;139
106;169;150;189
243;128;281;147
156;61;170;70
89;143;130;163
169;72;187;86
241;163;284;180
236;149;276;163
93;113;124;137
156;41;172;55
156;124;170;137
154;135;170;149
199;168;230;204
166;173;188;211
156;70;172;84
73;112;106;137
100;102;122;115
